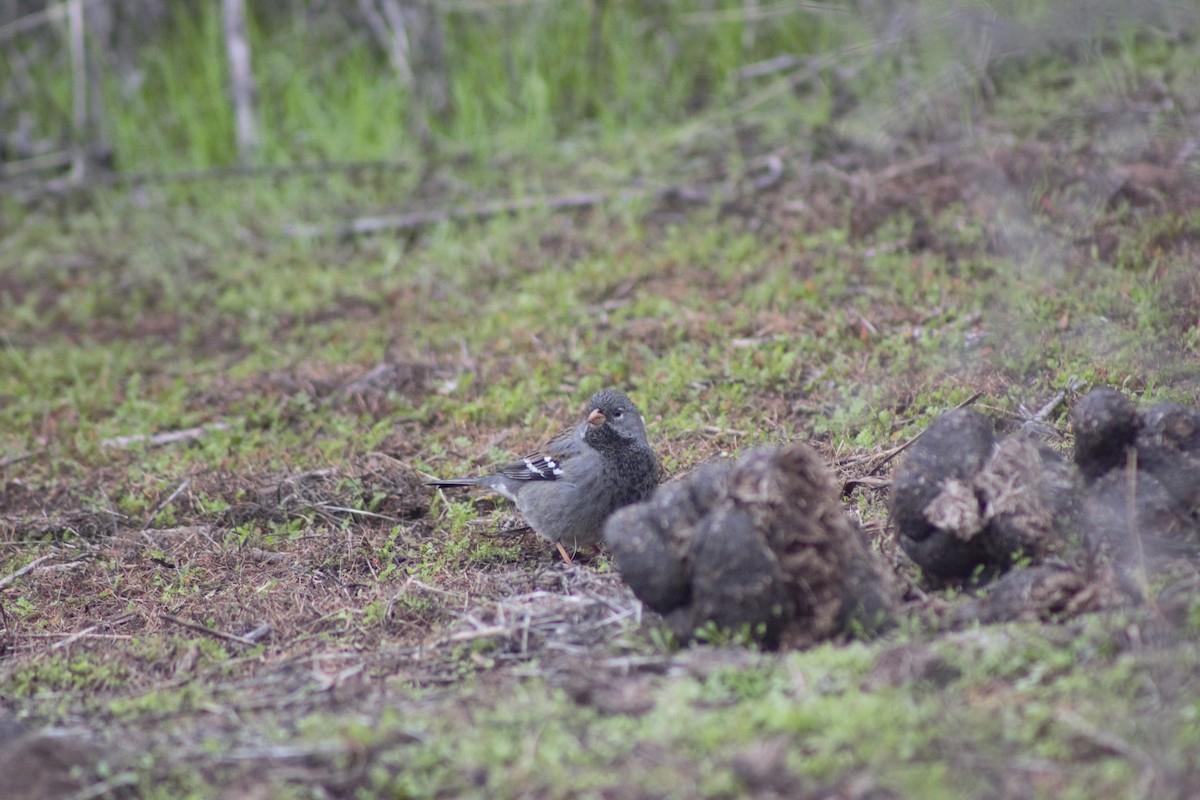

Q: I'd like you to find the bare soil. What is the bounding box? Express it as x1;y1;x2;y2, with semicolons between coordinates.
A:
3;66;1200;798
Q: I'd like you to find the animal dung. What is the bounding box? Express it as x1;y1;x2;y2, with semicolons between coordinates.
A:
888;409;1079;582
890;388;1200;597
605;387;1200;649
605;444;895;649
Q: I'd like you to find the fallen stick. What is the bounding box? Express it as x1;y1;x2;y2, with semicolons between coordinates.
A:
838;391;985;490
869;391;984;474
282;153;784;239
283;191;607;239
160;613;264;647
149;478;192;520
0;449;44;468
0;150;75;179
736;54;803;81
1019;377;1085;434
0;554;54;589
101;423;230;450
313;503;399;522
49;623;99;651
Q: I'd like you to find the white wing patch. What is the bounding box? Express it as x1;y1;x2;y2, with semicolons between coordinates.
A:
524;455;563;479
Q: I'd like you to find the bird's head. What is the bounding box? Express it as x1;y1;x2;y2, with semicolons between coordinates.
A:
583;388;647;446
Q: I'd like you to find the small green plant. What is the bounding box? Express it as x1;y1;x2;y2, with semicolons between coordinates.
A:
7;595;38;619
692;620;768;649
8;652;131;698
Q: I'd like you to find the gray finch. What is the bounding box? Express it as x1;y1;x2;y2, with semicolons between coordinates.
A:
428;388;661;563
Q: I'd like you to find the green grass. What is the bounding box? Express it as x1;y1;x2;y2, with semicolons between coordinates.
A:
108;619;1199;799
3;3;1200;798
2;2;844;173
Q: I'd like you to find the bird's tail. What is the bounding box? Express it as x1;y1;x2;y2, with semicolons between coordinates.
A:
426;477;482;489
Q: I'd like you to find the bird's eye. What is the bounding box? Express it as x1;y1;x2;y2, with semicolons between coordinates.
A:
613;408;624;418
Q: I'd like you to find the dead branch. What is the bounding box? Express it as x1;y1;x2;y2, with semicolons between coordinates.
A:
208;743;351;763
873;152;943;183
243;623;273;643
841;475;891;492
149;478;192;520
109;160;415;185
283;191;607;238
160;613;266;647
737;54;803;81
0;553;55;589
838;391;985;482
440;0;556;11
0;158;417;192
1122;448;1157;613
24;631;133;641
0;150;75;179
1053;708;1158;772
1018;377;1085;435
69;772;141;800
283;155;781;238
48;623;99;651
313;504;399;523
399;577;466;599
101;422;231;449
750;154;785;192
0;449;45;468
439;624;514;644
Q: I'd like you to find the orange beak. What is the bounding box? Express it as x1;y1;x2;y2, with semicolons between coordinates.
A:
587;408;606;426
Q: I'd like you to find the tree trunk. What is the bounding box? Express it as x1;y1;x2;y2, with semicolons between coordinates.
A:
67;0;88;182
222;0;260;164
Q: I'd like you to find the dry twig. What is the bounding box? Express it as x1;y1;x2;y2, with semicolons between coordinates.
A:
0;449;44;468
101;423;231;449
841;391;984;477
1018;377;1085;435
149;478;192;520
284;192;607;238
0;553;55;589
1053;708;1158;772
161;613;268;647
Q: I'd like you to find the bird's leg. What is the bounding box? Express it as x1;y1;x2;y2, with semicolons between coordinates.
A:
555;541;574;566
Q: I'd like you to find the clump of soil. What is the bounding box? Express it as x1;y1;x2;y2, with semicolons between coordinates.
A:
604;444;896;649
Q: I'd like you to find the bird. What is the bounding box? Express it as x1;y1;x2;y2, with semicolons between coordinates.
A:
427;388;661;564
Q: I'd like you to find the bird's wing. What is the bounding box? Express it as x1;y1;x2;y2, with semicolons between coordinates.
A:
497;424;582;482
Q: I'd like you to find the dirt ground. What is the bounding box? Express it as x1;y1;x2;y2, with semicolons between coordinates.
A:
4;42;1200;798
